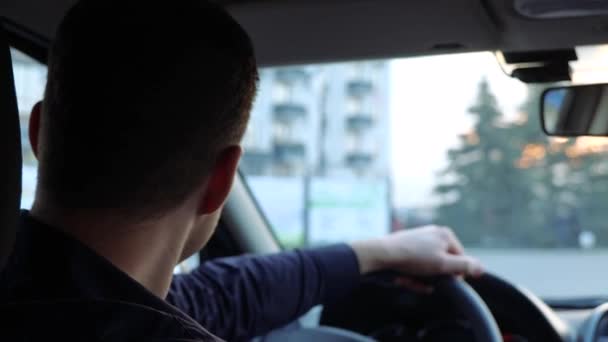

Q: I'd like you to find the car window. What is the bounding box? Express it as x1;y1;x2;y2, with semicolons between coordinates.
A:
241;49;608;299
11;48;44;209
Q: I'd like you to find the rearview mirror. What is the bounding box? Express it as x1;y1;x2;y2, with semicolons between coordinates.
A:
541;84;608;136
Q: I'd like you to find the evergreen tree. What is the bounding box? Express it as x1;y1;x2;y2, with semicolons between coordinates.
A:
506;85;569;246
435;80;608;247
435;80;608;248
434;79;527;246
571;140;608;246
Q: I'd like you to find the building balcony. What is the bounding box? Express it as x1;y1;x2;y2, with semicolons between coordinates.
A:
346;114;374;132
274;103;307;123
347;79;374;97
273;141;306;163
275;68;310;84
346;151;374;169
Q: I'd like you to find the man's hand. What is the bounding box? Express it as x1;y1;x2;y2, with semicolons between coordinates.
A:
349;226;483;278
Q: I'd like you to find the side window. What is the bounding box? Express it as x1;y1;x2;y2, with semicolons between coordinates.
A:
10;48;45;209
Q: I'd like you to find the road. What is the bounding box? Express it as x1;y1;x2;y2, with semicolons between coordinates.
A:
470;248;608;299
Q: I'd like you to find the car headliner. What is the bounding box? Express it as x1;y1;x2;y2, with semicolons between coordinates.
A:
2;0;608;66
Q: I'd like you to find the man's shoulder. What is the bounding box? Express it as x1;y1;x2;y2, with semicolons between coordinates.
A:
0;298;222;342
1;212;224;341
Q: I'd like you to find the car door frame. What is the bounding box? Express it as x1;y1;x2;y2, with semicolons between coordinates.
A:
0;20;23;270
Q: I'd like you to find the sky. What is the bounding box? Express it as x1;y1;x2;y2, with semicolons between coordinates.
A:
389;52;528;209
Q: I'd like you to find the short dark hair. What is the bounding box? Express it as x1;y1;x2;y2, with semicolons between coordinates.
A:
38;0;258;218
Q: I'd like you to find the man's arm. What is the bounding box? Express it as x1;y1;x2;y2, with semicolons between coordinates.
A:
167;244;361;342
167;226;482;342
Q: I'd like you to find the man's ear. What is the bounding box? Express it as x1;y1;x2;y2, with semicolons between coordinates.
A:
198;145;243;215
28;101;42;158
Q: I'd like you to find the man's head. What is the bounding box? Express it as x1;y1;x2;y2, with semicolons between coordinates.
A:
30;0;258;230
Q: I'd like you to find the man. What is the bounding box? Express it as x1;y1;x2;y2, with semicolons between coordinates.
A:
0;0;483;341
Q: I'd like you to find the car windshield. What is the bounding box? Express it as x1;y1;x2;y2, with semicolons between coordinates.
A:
241;47;608;300
14;46;608;300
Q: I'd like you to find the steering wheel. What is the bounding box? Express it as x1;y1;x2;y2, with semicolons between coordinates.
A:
435;276;502;342
263;275;502;342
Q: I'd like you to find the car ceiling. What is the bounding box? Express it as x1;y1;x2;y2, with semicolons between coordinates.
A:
2;0;608;66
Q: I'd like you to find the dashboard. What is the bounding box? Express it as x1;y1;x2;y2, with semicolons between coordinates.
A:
565;303;608;342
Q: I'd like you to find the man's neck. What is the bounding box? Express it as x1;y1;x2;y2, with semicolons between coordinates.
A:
30;201;193;298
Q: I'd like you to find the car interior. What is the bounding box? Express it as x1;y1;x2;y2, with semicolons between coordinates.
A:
5;0;608;341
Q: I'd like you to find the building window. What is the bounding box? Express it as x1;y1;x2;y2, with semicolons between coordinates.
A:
273;82;292;103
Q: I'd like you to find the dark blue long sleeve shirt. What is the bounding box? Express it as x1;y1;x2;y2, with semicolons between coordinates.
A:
0;211;361;341
168;245;361;341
